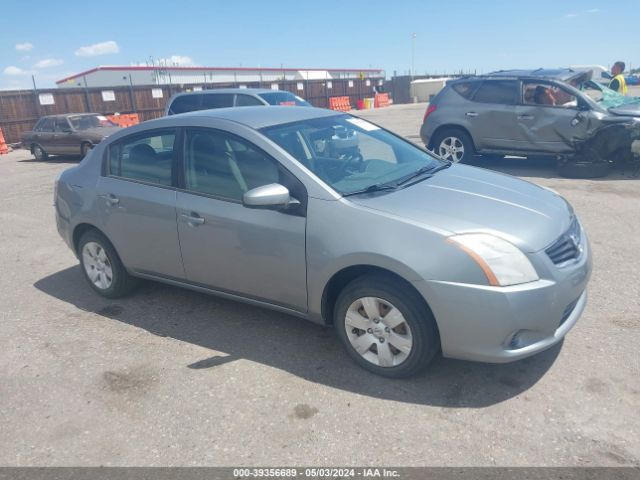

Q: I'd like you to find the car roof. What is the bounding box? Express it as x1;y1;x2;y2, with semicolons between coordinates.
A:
484;68;586;81
181;106;341;129
171;88;288;97
41;113;101;118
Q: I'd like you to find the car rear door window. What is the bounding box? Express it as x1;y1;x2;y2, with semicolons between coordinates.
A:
472;80;519;105
201;94;234;109
183;129;282;201
109;130;176;186
168;95;201;114
235;94;264;107
452;81;480;100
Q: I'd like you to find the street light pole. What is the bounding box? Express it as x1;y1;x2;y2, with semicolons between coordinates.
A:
411;32;416;80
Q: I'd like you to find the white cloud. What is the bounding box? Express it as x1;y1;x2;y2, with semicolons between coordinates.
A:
157;55;195;66
15;42;34;52
3;66;29;75
34;58;64;69
75;40;119;57
587;8;600;13
565;12;578;17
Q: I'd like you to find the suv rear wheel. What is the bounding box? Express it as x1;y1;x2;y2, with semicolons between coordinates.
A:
431;128;474;163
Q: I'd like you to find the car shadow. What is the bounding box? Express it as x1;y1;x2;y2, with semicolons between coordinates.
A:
34;266;563;408
464;155;640;180
18;154;82;164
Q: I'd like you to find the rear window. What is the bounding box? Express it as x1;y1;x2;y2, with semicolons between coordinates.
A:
472;80;519;105
168;95;201;115
201;93;234;109
451;81;480;100
258;92;311;106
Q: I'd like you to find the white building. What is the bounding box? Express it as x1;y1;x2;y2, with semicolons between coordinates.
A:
56;66;385;89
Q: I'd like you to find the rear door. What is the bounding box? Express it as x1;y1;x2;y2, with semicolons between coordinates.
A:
97;128;185;279
175;127;307;312
467;80;530;152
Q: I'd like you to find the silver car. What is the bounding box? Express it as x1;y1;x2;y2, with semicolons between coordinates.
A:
54;106;592;378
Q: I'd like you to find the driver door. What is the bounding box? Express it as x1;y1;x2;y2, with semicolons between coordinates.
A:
516;81;591;153
176;128;308;312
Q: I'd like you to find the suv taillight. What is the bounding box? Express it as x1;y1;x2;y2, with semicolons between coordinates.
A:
423;104;437;123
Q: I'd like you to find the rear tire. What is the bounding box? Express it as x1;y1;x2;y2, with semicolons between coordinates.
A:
32;144;48;161
431;128;474;163
334;274;439;378
78;230;136;298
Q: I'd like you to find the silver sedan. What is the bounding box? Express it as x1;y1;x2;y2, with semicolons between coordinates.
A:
54;106;592;377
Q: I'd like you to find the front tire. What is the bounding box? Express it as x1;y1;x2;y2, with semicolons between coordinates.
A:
334;274;439;378
32;144;48;161
431;128;474;163
78;230;136;298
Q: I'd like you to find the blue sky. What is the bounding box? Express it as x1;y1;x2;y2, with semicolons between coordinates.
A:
1;0;638;89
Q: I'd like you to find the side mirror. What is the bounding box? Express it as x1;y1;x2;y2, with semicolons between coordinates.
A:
242;183;298;210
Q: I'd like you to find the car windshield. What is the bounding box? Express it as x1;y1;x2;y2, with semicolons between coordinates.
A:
258;92;311;106
261;115;443;195
581;81;640;108
68;114;117;130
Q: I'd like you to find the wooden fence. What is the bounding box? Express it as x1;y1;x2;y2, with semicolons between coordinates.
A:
0;77;384;145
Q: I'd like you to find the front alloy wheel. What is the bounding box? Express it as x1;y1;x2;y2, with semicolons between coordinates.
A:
345;297;413;367
334;274;439;378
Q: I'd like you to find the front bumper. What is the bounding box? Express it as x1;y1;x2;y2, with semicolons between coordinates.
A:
414;229;592;363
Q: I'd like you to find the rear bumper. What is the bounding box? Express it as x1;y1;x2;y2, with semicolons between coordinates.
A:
414;233;592;363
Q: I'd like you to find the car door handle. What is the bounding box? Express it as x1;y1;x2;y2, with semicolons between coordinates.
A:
181;212;205;226
465;112;478;117
98;194;120;206
518;114;534;120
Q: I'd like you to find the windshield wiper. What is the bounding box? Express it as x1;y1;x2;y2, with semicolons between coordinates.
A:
342;183;398;197
394;162;452;187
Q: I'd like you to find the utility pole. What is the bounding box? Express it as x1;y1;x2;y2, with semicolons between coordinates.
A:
411;33;416;80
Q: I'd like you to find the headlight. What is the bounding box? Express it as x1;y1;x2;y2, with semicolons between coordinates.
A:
448;233;539;286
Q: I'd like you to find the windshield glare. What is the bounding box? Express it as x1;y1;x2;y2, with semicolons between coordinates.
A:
258;92;311;106
68;115;117;130
261;115;442;195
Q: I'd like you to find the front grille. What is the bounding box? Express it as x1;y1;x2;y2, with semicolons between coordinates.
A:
546;217;582;265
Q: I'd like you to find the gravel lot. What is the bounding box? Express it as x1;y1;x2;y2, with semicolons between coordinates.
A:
0;105;638;467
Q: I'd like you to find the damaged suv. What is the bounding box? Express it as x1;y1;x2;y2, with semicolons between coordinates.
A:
421;69;640;177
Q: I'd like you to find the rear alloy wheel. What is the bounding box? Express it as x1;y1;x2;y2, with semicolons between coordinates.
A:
334;275;439;378
78;230;136;298
33;144;48;161
432;129;474;163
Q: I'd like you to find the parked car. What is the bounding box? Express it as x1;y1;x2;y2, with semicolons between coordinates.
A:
22;113;121;160
420;69;640;177
54;106;592;378
165;88;311;115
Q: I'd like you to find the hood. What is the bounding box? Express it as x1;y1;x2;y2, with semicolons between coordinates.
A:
608;102;640;117
348;164;573;253
79;126;122;140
